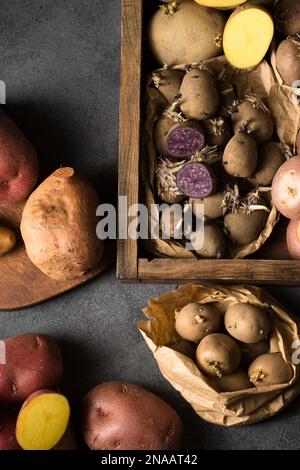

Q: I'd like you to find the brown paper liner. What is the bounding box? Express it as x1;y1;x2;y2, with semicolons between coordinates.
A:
138;284;300;426
143;57;288;259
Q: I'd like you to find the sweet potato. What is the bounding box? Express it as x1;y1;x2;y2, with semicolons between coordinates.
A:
0;333;63;404
180;69;219;121
16;390;70;451
0;410;21;450
223;6;274;69
0;111;39;205
149;0;225;66
275;0;300;37
20;167;104;281
82;382;183;450
276;38;300;87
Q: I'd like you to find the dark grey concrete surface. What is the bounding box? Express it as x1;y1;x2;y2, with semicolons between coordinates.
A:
1;0;300;450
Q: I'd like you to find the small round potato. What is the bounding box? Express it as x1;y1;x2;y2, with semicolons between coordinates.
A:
209;369;252;393
224;210;268;245
0;226;16;257
240;340;269;366
225;303;270;344
190;191;224;220
191;223;227;259
196;333;241;377
175;303;221;343
249;353;293;387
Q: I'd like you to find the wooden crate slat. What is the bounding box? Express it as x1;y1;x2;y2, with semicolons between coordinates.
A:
117;0;142;280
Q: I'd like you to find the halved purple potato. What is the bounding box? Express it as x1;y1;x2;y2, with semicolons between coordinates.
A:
176;163;216;199
166;122;205;159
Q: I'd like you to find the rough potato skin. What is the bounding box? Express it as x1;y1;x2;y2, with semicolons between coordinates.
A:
275;0;300;36
248;141;285;186
0;111;39;205
276;38;300;87
225;303;270;344
224;210;268;245
180;69;220;121
249;353;293;386
82;382;183;450
223;133;258;178
0;333;63;404
20;167;104;281
231;100;274;144
0;410;21;450
149;0;225;66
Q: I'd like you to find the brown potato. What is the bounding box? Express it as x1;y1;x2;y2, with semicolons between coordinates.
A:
224;210;268;245
223;133;258;178
248;141;285;186
225;303;270;344
249;353;293;386
209;369;252;393
180;69;220;121
191;223;227;259
152;69;185;103
190;191;224;220
82;382;183;450
196;333;241;377
175;303;221;343
231;99;274;144
275;0;300;36
276;38;300;87
240;340;269;366
149;1;225;66
0;226;16;257
203;117;232;148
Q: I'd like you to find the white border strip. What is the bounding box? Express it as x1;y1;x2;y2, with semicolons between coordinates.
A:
0;341;6;364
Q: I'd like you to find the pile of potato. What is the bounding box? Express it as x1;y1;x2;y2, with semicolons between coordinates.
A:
175;301;293;391
0;111;103;281
153;67;282;257
148;0;300;258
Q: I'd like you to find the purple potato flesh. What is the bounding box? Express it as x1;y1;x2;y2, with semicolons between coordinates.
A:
166;126;205;159
176;163;216;199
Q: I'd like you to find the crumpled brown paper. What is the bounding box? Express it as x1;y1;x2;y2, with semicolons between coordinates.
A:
138;284;300;426
143;56;297;259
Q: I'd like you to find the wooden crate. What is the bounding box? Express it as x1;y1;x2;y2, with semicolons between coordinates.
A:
117;0;300;286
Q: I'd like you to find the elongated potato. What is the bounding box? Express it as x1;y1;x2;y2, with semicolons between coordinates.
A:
149;0;225;66
20;167;104;281
248;142;285;186
180;69;219;121
223;6;274;69
223;133;258;178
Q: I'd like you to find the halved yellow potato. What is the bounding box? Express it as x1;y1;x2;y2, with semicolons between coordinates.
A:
223;6;274;69
194;0;246;8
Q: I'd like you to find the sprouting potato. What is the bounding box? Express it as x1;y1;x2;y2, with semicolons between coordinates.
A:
175;303;221;343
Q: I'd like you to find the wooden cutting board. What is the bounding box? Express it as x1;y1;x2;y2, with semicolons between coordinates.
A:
0;202;113;311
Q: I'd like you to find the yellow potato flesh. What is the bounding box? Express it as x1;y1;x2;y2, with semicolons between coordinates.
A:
16;393;70;451
223;7;274;69
194;0;246;8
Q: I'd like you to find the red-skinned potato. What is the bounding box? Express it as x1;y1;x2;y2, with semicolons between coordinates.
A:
271;157;300;219
82;382;183;450
0;410;21;450
0;333;63;404
287;219;300;259
0;111;38;205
